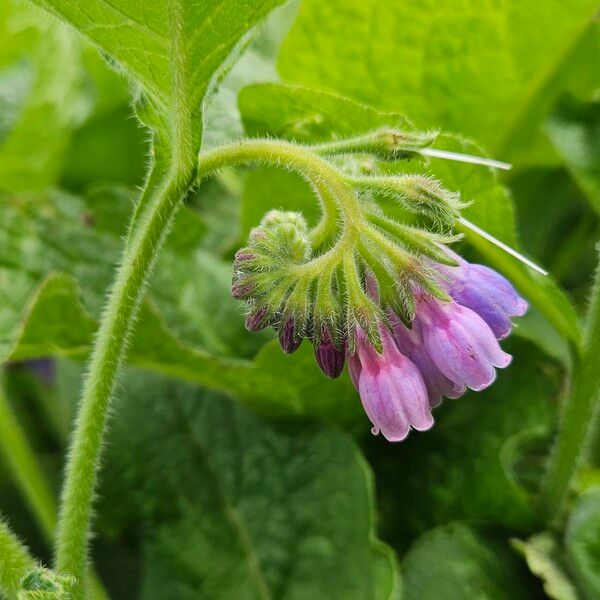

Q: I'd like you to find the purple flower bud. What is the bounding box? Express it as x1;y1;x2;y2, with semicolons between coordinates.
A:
389;313;465;407
231;278;254;300
233;249;256;270
351;325;433;442
245;306;269;332
416;295;511;392
314;328;345;379
279;318;302;354
437;249;528;339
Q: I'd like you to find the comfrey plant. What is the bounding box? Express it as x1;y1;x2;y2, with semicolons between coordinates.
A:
229;130;530;441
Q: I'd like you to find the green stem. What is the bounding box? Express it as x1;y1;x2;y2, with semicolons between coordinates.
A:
537;253;600;523
54;164;192;597
198;138;361;229
0;518;36;599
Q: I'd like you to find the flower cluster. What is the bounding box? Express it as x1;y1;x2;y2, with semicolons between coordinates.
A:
230;129;529;442
349;256;527;441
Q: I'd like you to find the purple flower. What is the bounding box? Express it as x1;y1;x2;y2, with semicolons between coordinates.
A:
314;327;345;378
437;249;528;339
350;325;433;442
416;294;512;392
389;313;465;408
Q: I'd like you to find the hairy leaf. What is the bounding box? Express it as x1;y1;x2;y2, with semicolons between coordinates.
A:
278;0;598;160
98;372;400;599
0;187;361;421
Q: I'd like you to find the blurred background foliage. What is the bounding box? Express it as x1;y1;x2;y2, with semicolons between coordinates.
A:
0;0;598;597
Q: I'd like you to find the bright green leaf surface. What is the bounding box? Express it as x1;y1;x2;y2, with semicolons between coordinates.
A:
97;373;400;599
401;523;536;599
278;0;598;159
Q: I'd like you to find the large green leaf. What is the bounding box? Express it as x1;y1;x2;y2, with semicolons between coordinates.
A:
0;186;362;421
28;0;289;158
401;523;536;599
238;83;582;348
96;372;400;599
277;0;598;160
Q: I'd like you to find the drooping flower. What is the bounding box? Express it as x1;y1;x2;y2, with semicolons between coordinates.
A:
436;248;528;339
349;325;433;441
415;292;512;392
389;313;465;408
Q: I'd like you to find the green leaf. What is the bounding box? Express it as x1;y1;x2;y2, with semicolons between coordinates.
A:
368;339;559;546
0;1;85;192
401;523;536;599
0;186;362;421
546;97;600;214
97;372;400;599
277;0;598;159
238;83;582;348
29;0;289;160
565;489;600;598
512;533;579;600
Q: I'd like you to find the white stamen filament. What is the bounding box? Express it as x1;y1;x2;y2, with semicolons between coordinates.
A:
459;217;548;276
419;147;512;171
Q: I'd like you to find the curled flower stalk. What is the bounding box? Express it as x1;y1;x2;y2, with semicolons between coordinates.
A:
223;130;529;442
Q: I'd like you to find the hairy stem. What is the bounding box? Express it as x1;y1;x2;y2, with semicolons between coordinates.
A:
0;518;35;599
54;164;192;597
537;253;600;523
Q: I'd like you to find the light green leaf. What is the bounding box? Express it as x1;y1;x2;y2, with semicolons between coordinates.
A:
401;523;536;599
565;489;600;598
546;97;600;214
277;0;598;160
512;533;579;600
0;1;85;192
97;373;400;599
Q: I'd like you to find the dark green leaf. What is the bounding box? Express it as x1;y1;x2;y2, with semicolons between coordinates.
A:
98;372;399;599
401;523;536;599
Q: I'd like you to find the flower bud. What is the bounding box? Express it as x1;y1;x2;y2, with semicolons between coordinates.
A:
245;305;270;332
231;277;254;300
278;317;302;353
314;327;345;378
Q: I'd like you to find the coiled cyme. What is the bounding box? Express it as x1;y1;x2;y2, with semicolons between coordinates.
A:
230;128;528;442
